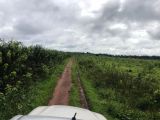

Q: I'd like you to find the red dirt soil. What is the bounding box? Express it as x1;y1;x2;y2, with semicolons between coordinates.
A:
48;60;72;105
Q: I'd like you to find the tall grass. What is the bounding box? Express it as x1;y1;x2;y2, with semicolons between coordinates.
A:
69;59;81;107
0;62;66;120
76;55;160;120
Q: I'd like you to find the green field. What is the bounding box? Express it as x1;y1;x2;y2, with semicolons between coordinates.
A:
73;55;160;120
0;41;160;120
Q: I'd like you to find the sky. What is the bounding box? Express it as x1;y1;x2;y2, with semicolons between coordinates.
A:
0;0;160;56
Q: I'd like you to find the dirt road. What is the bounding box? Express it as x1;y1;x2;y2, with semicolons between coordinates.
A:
48;60;72;105
48;59;89;109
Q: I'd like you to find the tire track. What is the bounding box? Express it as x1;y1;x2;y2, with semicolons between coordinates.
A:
77;70;89;109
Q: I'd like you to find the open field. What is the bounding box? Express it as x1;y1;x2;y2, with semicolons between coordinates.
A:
0;41;160;120
74;55;160;120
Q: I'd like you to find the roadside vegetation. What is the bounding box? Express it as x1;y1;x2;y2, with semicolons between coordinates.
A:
69;59;81;107
1;40;160;120
0;40;69;119
76;54;160;120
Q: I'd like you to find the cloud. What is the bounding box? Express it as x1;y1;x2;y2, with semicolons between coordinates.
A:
148;29;160;40
100;0;160;22
147;22;160;40
0;0;160;55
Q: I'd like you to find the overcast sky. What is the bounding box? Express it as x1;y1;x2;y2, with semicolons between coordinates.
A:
0;0;160;55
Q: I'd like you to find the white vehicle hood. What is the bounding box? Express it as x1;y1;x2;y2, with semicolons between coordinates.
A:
11;105;107;120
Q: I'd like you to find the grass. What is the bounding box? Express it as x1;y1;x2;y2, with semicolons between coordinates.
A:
69;58;115;120
69;60;81;107
21;62;66;114
79;67;116;120
0;61;66;120
76;55;160;120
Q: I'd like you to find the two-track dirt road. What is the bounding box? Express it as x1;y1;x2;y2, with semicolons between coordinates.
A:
48;59;89;109
48;60;72;105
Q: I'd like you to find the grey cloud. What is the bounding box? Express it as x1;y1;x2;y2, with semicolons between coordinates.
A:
124;0;160;22
148;28;160;40
0;0;160;55
14;19;46;35
100;0;160;22
89;0;160;36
